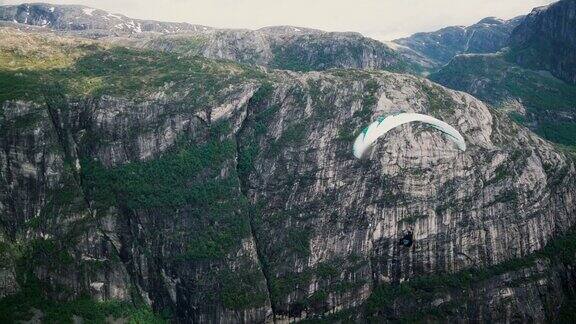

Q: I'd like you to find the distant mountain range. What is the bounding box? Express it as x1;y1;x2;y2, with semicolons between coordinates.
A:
0;3;414;73
393;16;524;69
0;2;210;34
2;3;563;77
431;1;576;147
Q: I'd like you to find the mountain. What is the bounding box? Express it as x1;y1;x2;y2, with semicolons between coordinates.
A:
0;3;414;73
430;53;576;147
1;26;575;322
507;0;576;85
430;0;576;149
138;26;413;72
394;16;524;69
0;2;210;36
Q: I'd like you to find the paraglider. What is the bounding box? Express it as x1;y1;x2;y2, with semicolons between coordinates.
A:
398;230;414;247
353;112;466;159
353;112;466;250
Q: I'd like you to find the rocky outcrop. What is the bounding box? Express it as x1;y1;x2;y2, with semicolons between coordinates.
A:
0;233;19;299
508;0;576;85
0;27;575;323
394;16;524;68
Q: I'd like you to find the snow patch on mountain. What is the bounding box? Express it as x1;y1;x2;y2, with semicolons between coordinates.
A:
82;8;95;16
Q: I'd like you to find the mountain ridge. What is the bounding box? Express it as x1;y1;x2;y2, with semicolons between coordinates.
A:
0;2;212;34
0;3;418;73
393;15;524;69
1;2;527;75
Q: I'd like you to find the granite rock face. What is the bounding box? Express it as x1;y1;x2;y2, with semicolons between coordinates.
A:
239;70;576;320
1;29;575;321
508;0;576;85
372;257;576;322
0;79;273;322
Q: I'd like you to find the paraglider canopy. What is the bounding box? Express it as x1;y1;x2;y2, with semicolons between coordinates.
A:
353;112;466;159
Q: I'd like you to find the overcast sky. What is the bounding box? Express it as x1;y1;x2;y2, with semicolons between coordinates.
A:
0;0;557;40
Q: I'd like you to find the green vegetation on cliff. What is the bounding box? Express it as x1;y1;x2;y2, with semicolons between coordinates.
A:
430;54;576;147
267;36;411;73
365;226;576;321
82;124;251;260
0;281;165;323
0;29;260;104
1;21;575;323
430;55;576;112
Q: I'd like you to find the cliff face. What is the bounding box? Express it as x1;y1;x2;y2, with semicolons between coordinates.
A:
508;0;576;85
366;253;576;322
394;16;524;68
241;70;576;321
1;28;575;322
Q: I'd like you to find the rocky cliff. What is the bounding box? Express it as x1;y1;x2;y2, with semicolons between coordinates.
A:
508;0;576;85
1;27;575;322
242;68;576;322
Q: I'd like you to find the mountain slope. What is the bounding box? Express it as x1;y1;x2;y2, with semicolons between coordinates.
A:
0;27;575;322
140;27;413;73
0;2;210;35
0;3;414;74
430;54;576;147
394;16;524;69
507;0;576;85
429;0;576;149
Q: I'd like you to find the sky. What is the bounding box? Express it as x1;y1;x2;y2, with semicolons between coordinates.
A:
0;0;557;40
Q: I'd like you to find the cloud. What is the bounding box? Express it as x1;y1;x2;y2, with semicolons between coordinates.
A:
1;0;557;40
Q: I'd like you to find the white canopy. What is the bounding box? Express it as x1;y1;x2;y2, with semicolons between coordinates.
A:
353;113;466;159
